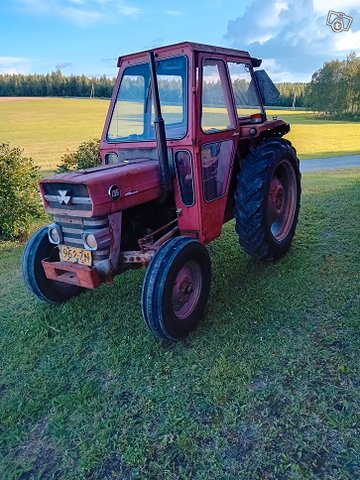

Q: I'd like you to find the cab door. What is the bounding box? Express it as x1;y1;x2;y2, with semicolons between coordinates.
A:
195;54;239;243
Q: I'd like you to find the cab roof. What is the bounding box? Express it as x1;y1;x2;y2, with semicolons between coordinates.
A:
117;41;262;67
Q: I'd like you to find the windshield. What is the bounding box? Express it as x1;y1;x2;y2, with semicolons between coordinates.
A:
107;55;187;142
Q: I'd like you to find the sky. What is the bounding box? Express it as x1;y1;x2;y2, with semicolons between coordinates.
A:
1;0;360;82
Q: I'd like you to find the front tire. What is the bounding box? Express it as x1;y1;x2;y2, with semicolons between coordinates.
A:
22;226;83;304
141;237;211;340
235;138;301;260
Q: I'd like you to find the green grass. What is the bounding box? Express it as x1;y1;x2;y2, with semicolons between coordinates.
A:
0;98;109;171
267;109;360;160
1;169;359;479
0;99;359;172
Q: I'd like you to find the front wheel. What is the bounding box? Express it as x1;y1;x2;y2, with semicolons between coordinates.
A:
235;138;301;260
22;226;83;304
141;237;211;340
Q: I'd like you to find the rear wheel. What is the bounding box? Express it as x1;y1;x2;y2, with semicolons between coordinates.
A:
141;236;211;340
22;226;83;304
235;138;301;260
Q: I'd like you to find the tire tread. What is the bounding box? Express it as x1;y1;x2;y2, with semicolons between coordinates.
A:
235;137;301;260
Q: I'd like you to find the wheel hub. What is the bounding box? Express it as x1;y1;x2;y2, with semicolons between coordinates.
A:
269;176;285;217
175;277;193;306
172;262;202;320
267;159;298;242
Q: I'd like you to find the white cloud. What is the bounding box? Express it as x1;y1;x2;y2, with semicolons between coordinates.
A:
15;0;142;24
225;0;360;82
254;34;273;45
259;0;288;29
334;30;360;50
260;58;310;82
314;0;360;14
0;57;30;74
115;1;142;16
164;10;183;16
62;6;104;25
17;0;49;12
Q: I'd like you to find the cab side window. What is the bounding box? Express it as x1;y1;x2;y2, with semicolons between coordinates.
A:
227;62;262;118
201;59;236;133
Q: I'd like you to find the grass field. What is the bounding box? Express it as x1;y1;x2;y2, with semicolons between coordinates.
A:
1;169;359;479
0;98;359;171
0;98;108;171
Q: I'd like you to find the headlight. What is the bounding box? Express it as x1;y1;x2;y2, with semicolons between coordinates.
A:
82;232;97;250
82;228;110;251
47;223;63;244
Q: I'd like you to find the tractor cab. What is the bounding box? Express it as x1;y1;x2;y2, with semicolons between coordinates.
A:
101;42;288;244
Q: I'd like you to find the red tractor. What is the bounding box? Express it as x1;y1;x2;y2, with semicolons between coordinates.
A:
22;42;301;340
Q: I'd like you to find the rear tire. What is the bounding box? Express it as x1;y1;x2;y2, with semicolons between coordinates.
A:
22;226;83;304
235;138;301;260
141;236;211;340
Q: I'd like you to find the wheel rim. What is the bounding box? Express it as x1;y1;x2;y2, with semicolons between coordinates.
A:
171;261;202;320
268;159;297;242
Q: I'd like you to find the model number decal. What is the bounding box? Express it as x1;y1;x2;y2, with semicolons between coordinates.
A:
108;185;121;200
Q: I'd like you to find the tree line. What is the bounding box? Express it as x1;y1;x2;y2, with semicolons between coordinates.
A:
306;52;360;117
0;69;114;98
0;69;309;107
1;52;359;116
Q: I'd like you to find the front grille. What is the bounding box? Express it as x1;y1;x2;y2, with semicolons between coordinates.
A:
43;183;92;211
54;215;110;261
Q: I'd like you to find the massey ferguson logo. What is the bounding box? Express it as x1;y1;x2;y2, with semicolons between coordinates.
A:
57;190;71;205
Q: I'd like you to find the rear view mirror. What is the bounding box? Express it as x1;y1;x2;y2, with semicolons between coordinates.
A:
254;70;280;106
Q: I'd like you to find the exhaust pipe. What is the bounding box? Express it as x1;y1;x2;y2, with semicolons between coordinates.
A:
148;51;172;203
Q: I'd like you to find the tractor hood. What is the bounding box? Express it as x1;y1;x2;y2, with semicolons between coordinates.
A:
39;161;161;217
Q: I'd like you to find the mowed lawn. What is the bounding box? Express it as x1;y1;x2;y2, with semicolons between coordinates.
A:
0;98;359;172
0;97;109;171
1;170;359;479
267;109;360;160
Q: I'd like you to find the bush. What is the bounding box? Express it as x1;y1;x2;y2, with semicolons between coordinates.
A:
56;139;101;173
0;143;42;239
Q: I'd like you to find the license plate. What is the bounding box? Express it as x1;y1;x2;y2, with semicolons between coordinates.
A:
60;245;92;266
